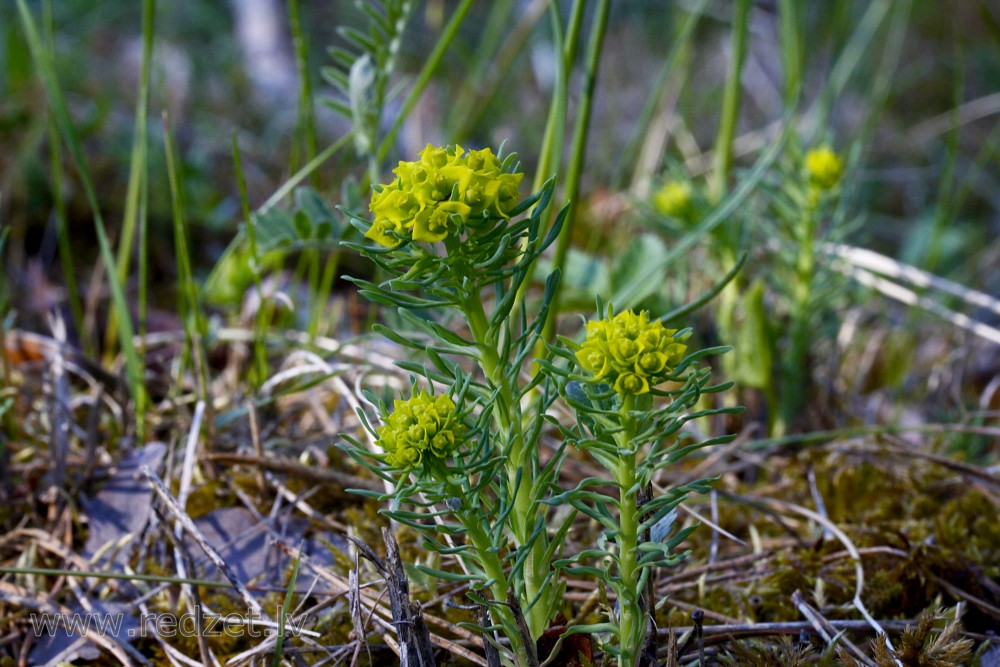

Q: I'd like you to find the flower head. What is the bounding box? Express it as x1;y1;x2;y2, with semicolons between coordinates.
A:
576;308;687;396
376;391;465;470
365;144;523;247
804;146;843;190
653;181;694;220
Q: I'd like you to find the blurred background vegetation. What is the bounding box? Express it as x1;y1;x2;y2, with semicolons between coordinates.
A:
4;0;999;439
3;0;998;285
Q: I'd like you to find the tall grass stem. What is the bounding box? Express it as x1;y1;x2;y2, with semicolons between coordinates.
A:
375;0;475;173
708;0;750;203
17;0;147;440
41;0;85;348
543;0;611;343
231;134;270;388
163;114;212;426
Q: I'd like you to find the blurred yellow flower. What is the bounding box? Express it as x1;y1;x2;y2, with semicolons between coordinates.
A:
804;146;843;190
653;181;693;220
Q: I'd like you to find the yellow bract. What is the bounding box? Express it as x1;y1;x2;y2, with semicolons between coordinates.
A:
365;144;524;247
804;146;843;190
576;309;687;396
376;391;465;469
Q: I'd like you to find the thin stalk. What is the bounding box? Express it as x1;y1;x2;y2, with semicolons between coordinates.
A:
163;114;212;423
441;475;528;666
312;253;340;338
561;0;587;70
375;0;475;173
292;0;342;337
204;132;353;298
925;39;964;272
708;0;751;203
778;0;802;109
272;551;302;667
263;132;355;211
778;195;819;435
231;134;269;388
613;134;785;306
945;117;1000;227
465;519;528;665
612;394;643;666
543;0;611;344
137;164;149;380
287;0;318;183
448;0;548;143
42;0;85;347
813;0;894;134
509;0;581;310
534;0;584;195
461;291;548;639
0;566;238;589
106;0;155;359
18;0;147;440
0;223;13;442
305;249;321;335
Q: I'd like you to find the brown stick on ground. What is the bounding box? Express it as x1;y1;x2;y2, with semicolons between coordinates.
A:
347;528;437;667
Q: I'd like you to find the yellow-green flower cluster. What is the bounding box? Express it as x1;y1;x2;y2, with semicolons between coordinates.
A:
653;181;694;221
366;144;524;247
376;391;465;469
804;146;843;190
576;309;687;395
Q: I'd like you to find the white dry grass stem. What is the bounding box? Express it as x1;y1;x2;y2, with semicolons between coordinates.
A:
825;243;1000;345
140;466;272;623
761;497;902;665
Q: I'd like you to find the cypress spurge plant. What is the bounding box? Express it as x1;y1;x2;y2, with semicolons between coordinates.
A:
341;144;739;664
341;144;569;663
544;304;740;666
775;144;844;434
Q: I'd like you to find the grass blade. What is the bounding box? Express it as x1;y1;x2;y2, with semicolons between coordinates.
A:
273;549;303;667
17;0;147;439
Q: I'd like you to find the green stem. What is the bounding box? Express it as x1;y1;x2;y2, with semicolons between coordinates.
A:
509;1;582;321
232;133;269;388
312;252;341;338
105;0;154;363
43;0;85;349
708;0;750;203
613;394;643;666
448;0;544;143
462;292;548;640
543;0;610;343
163;115;212;425
778;0;801;109
778;195;818;435
287;0;318;184
18;0;147;440
437;473;526;665
531;0;585;198
376;0;475;168
460;507;528;666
